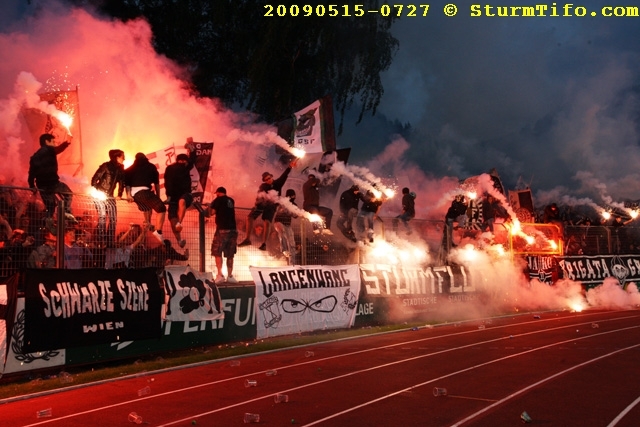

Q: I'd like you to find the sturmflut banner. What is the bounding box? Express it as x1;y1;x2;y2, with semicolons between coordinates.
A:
23;268;163;352
163;266;223;322
250;265;361;339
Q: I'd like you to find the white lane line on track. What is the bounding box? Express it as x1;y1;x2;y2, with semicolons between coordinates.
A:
300;326;640;427
450;342;640;427
607;395;640;427
10;311;637;410
18;315;640;427
153;324;640;427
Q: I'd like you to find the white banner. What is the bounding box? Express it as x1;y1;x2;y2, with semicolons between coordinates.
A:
293;99;324;154
163;266;224;321
250;265;361;339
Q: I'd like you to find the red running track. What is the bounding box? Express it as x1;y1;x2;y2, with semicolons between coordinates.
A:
2;309;640;426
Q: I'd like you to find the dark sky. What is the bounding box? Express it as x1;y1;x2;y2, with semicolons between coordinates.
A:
342;1;640;208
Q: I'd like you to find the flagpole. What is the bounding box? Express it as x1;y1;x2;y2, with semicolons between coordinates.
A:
72;85;84;177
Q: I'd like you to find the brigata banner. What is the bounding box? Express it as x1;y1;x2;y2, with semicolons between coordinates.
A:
557;254;640;289
23;268;163;352
163;266;223;322
250;265;361;339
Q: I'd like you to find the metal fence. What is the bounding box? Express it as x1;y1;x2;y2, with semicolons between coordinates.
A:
0;186;448;282
3;185;631;281
564;224;640;255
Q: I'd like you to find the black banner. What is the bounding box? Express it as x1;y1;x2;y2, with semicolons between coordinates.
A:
557;254;640;288
23;268;163;352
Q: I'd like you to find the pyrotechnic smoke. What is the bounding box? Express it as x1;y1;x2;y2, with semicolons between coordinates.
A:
0;5;272;206
2;1;637;317
586;278;640;309
324;161;395;198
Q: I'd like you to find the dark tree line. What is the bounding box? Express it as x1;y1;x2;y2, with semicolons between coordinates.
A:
65;0;399;131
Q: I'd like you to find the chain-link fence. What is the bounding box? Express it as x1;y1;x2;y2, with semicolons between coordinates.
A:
564;224;640;255
5;185;634;281
0;186;453;281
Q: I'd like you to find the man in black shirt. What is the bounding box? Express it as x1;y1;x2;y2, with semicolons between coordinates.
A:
164;140;196;248
125;152;166;242
208;187;238;283
28;133;76;222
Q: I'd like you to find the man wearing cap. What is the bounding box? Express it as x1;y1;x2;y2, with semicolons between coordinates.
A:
208;186;238;283
27;231;57;268
164;139;197;248
238;159;297;250
124;152;166;243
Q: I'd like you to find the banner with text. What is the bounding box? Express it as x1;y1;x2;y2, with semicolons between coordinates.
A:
556;254;640;289
250;265;361;339
359;264;475;296
23;268;163;352
163;266;223;322
526;255;559;285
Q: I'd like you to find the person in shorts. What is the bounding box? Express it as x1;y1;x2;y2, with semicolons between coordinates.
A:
238;159;297;251
208;186;238;283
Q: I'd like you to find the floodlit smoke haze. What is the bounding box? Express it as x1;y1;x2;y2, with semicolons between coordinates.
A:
2;1;639;314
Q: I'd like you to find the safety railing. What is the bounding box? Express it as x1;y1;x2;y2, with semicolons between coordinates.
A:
0;185;453;281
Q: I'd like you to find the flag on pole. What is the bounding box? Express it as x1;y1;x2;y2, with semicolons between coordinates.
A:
277;95;336;154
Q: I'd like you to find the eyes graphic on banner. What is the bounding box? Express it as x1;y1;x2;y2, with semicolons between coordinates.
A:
281;295;337;315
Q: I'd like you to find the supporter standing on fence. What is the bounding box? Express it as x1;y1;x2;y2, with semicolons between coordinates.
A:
302;173;333;235
164;139;197;249
28;133;76;223
445;195;468;247
91;149;125;248
338;185;361;242
393;187;416;235
238;159;297;250
125;152;165;243
208;187;238;283
357;189;383;243
273;189;298;263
